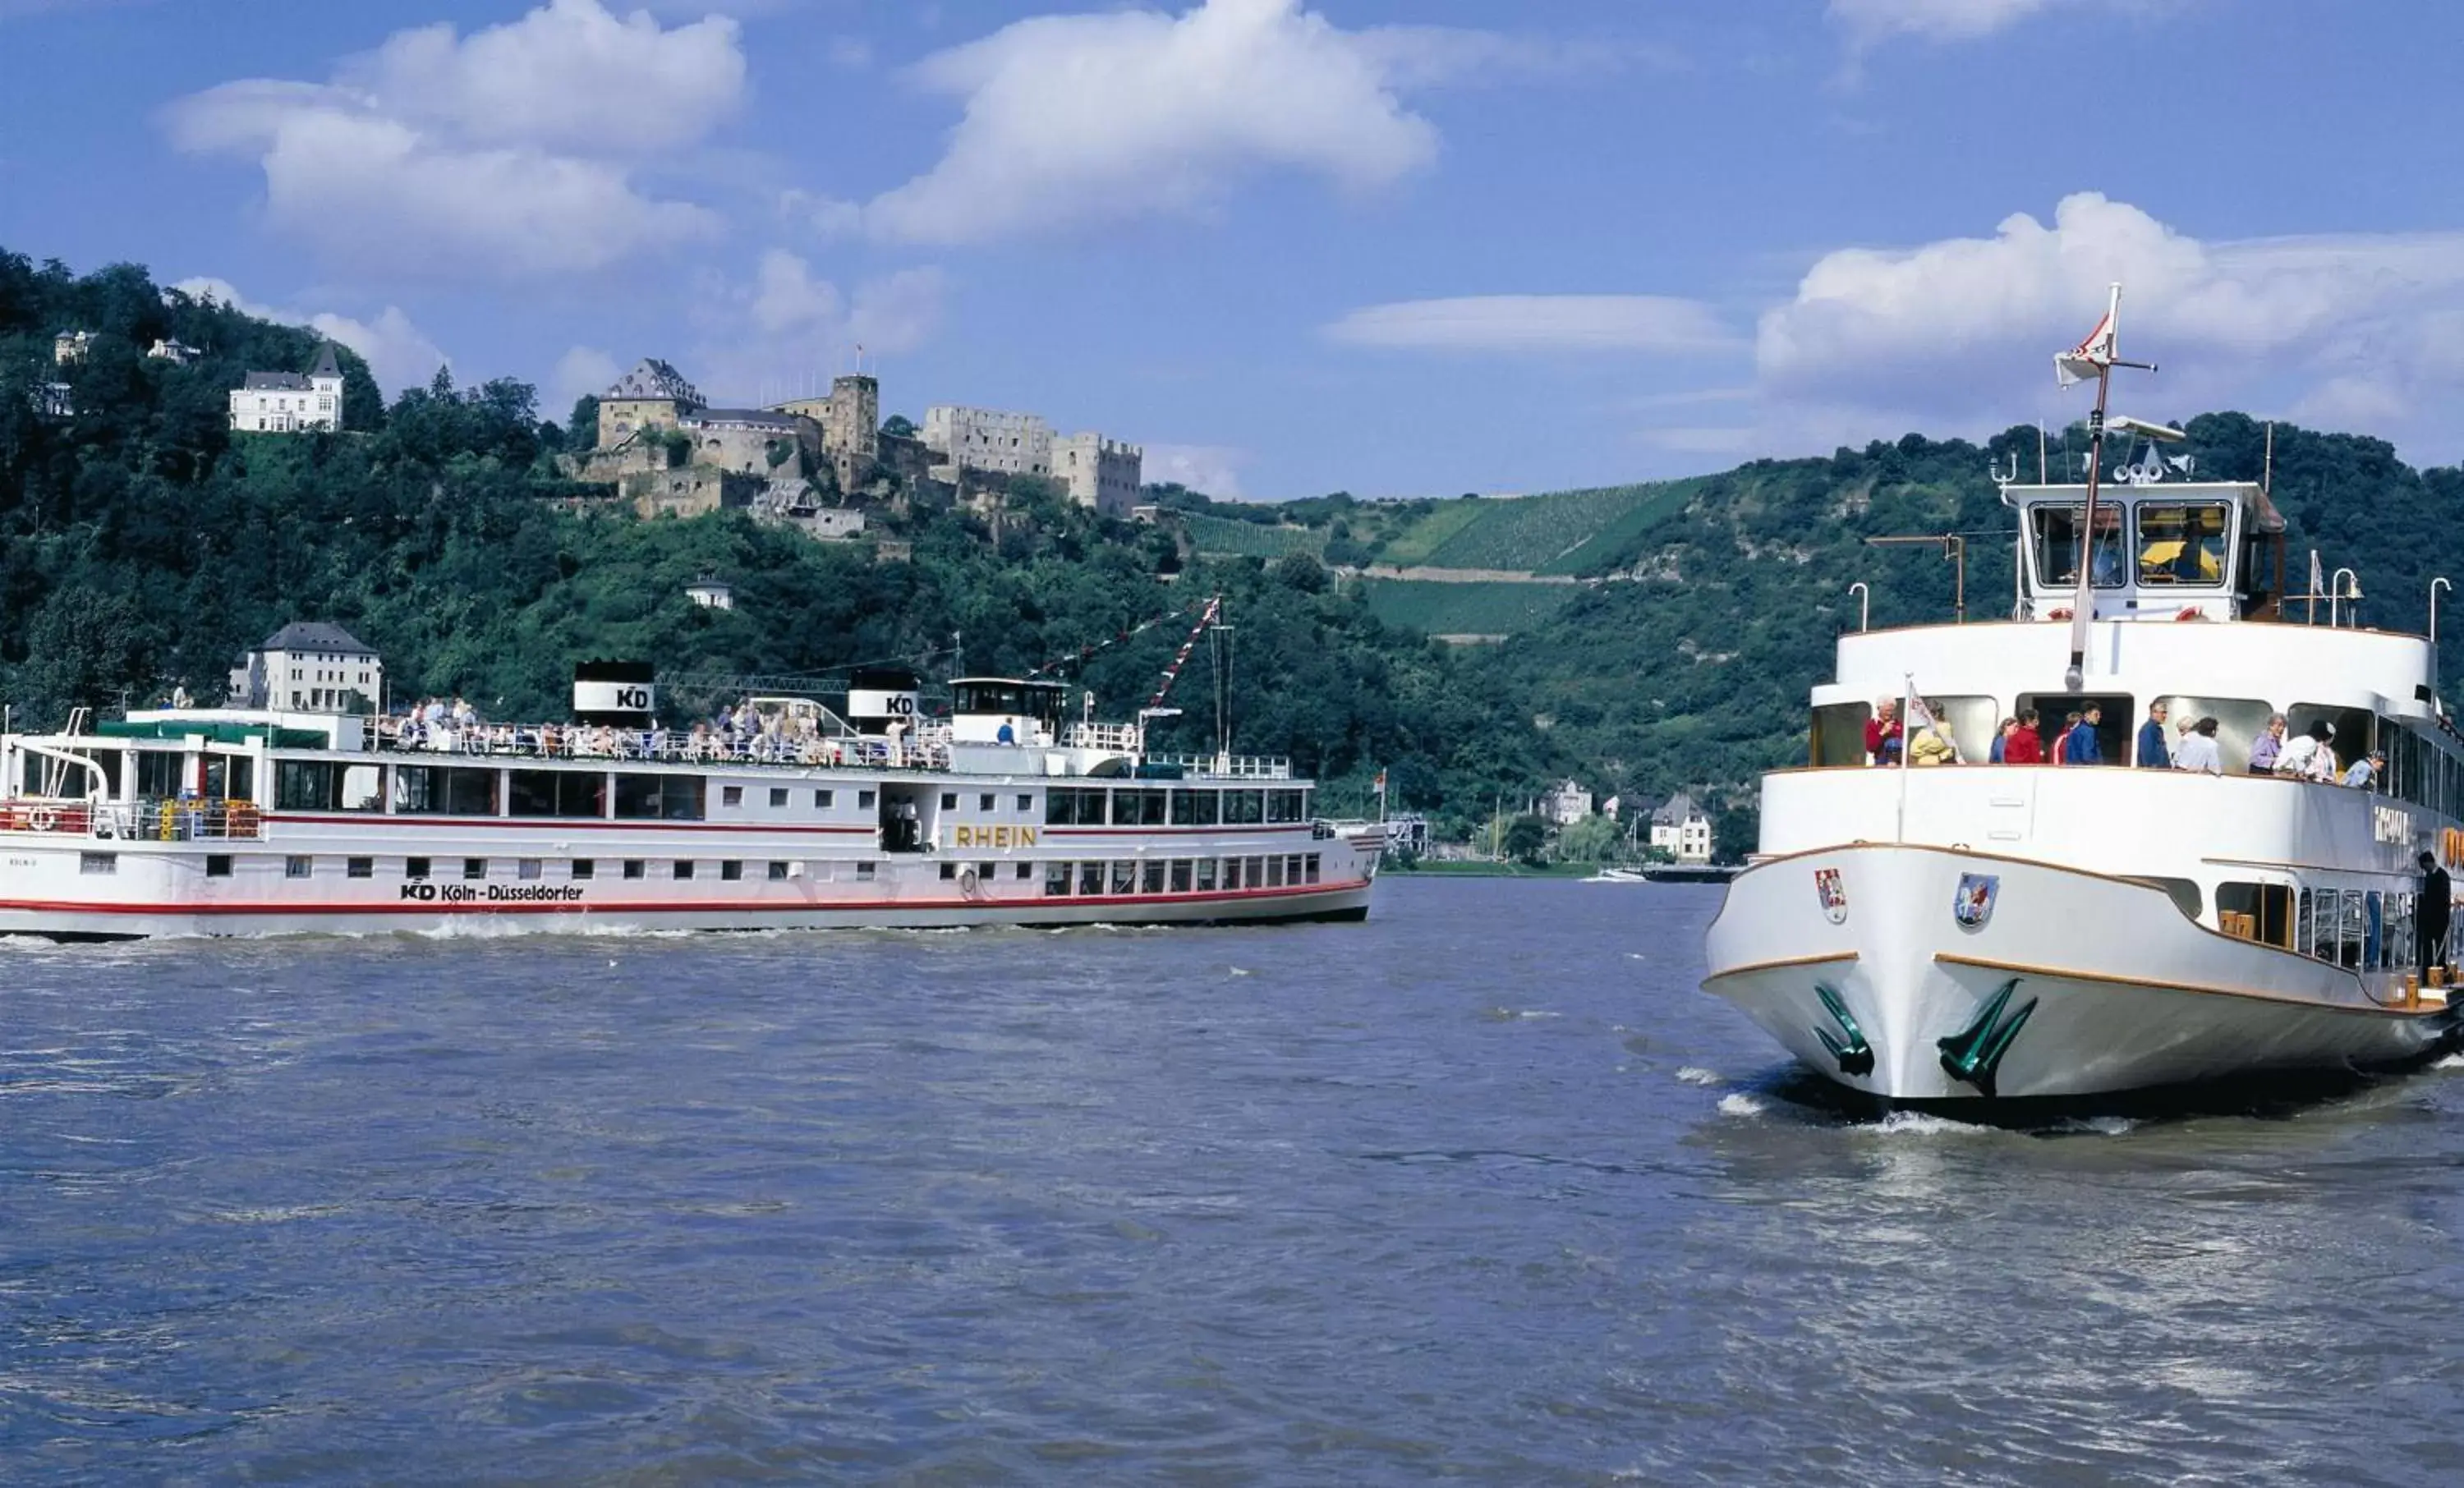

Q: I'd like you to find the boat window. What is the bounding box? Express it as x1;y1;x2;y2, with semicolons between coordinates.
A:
276;760;342;811
2390;892;2415;973
623;860;645;879
1077;861;1103;895
347;857;372;879
2215;883;2294;948
1225;858;1244;889
770;788;789;808
2296;889;2317;958
1170;860;1193;893
2152;696;2273;774
722;786;743;808
1045;789;1076;825
519;859;543;881
857;790;876;811
1195;858;1219;892
940;792;958;811
2287;705;2373;778
1224;790;1265;824
767;861;788;880
80;852;117;876
1045;862;1071;896
510;769;607;819
815;789;834;810
1267;789;1305;824
721;861;742;881
573;860;595;880
1306;853;1322;884
286;856;312;879
2339;889;2365;970
1170;790;1220;827
673;861;694;880
1810;702;1870;768
2030;503;2126;589
396;765;496;815
2365;891;2386;970
463;857;487;880
2133;503;2231;586
136;751;182;799
613;774;705;821
1111;861;1137;895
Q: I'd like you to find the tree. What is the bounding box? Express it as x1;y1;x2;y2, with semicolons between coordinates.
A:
1555;813;1621;862
1712;803;1758;865
566;393;600;449
1501;814;1548;865
881;414;917;439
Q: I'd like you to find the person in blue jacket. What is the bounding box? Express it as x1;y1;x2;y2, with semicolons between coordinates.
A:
2135;700;2172;768
2064;704;2104;765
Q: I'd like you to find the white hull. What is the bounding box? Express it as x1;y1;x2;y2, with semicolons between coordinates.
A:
1704;843;2453;1103
0;882;1372;939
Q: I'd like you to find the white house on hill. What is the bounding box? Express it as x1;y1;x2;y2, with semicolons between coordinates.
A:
228;621;383;713
228;343;343;433
1650;792;1714;864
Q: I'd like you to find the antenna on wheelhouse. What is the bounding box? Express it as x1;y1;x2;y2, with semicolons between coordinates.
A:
2053;282;2158;692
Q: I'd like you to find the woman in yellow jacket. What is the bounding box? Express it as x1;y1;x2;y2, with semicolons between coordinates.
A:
1905;705;1960;767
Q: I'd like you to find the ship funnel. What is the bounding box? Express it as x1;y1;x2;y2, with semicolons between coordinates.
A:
573;660;656;726
845;667;919;736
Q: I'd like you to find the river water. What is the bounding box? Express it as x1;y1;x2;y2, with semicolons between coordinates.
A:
4;878;2464;1484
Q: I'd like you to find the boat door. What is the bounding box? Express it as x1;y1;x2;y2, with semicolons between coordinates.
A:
878;783;929;852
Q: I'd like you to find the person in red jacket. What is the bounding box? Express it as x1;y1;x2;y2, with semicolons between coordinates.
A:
2002;709;2043;765
1864;697;1901;765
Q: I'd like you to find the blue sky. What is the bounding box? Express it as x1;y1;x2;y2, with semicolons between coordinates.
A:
6;0;2463;498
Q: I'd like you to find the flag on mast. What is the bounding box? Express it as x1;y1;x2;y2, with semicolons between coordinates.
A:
2055;304;2117;388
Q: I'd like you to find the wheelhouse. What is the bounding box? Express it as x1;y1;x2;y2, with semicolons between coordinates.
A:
2008;480;2286;624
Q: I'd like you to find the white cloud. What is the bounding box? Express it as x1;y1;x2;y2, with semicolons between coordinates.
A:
1827;0;2062;44
1745;192;2464;457
163;0;741;276
1325;295;1738;354
837;0;1455;246
551;346;621;413
828;35;875;71
1143;443;1248;499
172;275;447;393
690;250;949;402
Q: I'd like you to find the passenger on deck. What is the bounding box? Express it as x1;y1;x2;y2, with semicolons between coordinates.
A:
2248;714;2286;775
1989;718;2016;763
2418;852;2452;978
2275;720;2332;779
2062;705;2104;765
2172;716;2223;774
2135;700;2172;767
2342;749;2385;790
1864;699;1901;766
1906;704;1957;767
2003;710;2043;765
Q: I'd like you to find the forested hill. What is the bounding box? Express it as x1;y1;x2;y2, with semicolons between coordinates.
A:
6;246;2462;847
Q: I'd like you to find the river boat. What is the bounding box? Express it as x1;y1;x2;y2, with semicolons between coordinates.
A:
0;667;1376;939
1703;290;2462;1105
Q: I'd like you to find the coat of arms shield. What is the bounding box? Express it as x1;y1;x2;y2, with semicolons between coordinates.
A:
1953;872;1999;929
1814;867;1847;925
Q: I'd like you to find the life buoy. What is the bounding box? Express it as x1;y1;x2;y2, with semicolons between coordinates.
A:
958;866;980;898
2047;607;2072;621
2176;606;2205;621
27;807;57;832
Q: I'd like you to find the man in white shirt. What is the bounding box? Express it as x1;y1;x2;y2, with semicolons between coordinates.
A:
2171;716;2223;774
2275;720;2333;779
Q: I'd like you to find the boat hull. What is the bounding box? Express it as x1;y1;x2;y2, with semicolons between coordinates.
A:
0;880;1373;940
1703;843;2453;1104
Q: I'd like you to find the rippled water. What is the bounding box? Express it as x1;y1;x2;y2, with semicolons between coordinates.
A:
6;879;2464;1483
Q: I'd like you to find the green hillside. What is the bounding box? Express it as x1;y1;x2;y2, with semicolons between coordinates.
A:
1179;512;1323;558
1360;579;1579;636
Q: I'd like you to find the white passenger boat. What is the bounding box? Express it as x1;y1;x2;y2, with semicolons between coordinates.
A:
1703;292;2462;1105
0;667;1375;939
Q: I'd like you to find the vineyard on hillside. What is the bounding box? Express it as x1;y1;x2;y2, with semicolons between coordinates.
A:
1179;513;1324;558
1360;579;1580;636
1403;483;1695;572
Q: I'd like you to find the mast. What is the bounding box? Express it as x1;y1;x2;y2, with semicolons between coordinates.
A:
2055;283;2154;693
2063;285;2119;693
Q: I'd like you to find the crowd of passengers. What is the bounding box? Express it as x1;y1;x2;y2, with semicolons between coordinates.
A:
1863;698;2385;786
379;697;924;766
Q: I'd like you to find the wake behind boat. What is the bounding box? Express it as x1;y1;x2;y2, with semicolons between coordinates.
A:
1702;287;2462;1105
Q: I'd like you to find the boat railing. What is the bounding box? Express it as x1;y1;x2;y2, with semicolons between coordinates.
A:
0;797;264;841
1063;722;1144;754
1145;752;1294;780
369;720;953;774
